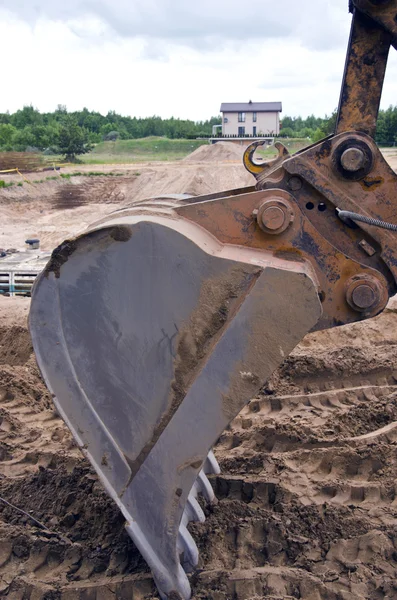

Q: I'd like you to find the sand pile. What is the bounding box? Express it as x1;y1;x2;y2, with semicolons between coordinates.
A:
0;162;254;251
183;141;245;163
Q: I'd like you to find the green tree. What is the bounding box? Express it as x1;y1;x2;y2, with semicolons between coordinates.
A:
11;126;37;151
376;106;397;145
312;128;326;143
11;105;42;129
103;130;120;141
29;124;60;150
0;112;11;125
4;104;397;147
278;126;295;138
55;104;68;115
310;110;338;142
0;123;17;149
297;127;315;139
100;122;121;138
324;110;338;135
58;117;92;160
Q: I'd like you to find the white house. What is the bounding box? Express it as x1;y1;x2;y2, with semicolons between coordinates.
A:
220;101;282;136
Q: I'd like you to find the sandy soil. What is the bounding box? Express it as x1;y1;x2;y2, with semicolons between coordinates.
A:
1;144;397;599
382;148;397;173
182;141;246;163
0;162;254;252
1;143;395;252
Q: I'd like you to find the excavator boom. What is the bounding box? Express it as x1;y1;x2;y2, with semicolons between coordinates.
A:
29;3;397;599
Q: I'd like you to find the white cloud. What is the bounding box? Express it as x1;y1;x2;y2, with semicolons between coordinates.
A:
0;1;350;50
0;0;395;120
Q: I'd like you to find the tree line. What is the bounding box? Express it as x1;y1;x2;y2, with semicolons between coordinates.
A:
279;107;397;145
0;105;222;157
0;105;396;158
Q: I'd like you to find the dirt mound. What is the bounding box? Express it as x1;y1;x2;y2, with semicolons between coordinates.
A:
183;142;245;163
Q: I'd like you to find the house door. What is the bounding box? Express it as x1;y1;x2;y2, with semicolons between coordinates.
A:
253;126;257;136
238;126;245;136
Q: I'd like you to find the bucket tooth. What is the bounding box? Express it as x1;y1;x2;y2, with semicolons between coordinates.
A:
183;494;205;525
203;450;220;475
125;521;192;600
29;207;321;599
193;470;216;504
178;524;199;572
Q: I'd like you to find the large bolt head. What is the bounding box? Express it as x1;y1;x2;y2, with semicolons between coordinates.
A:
261;206;286;231
351;284;376;310
340;148;365;172
332;138;374;181
345;274;388;314
288;176;302;192
256;198;294;235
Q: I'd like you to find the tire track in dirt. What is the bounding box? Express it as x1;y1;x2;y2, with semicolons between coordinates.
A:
201;305;397;600
1;301;397;598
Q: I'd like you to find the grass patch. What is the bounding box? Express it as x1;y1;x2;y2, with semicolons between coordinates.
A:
0;180;14;188
255;138;310;158
17;182;23;187
83;137;208;163
82;136;311;164
60;171;129;178
86;171;118;176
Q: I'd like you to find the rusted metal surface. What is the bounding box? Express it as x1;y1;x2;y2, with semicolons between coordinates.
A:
336;9;391;136
345;273;388;312
359;239;377;256
340;147;366;172
352;0;397;48
177;187;390;329
283;131;397;291
256;197;294;234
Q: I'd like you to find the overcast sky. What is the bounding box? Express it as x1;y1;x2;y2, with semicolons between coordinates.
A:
0;0;396;121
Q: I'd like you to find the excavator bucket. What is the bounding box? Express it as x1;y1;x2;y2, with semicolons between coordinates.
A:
29;196;321;599
28;2;397;597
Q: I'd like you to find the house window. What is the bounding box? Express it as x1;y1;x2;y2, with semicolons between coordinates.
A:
238;112;246;122
253;126;257;136
253;112;257;122
238;126;245;136
224;117;228;123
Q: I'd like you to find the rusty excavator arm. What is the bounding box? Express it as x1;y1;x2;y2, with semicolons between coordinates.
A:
29;2;397;599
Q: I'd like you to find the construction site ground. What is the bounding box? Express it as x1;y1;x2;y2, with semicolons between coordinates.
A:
1;143;397;599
